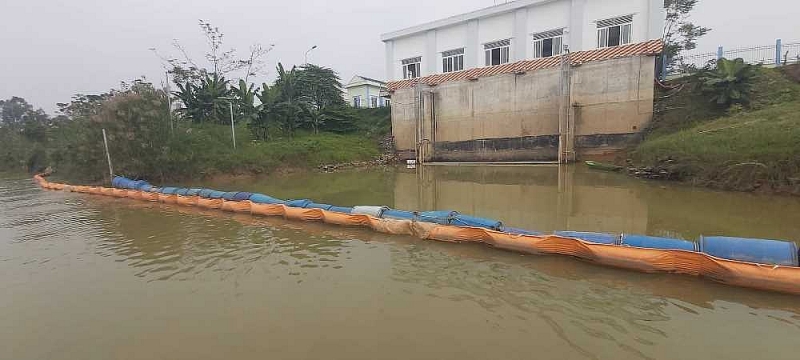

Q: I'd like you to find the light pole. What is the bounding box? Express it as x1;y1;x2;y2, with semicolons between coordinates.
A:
304;45;318;64
220;97;237;149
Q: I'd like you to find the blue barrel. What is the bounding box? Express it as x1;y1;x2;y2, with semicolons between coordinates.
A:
418;210;459;225
306;203;333;210
451;214;503;231
175;188;190;196
198;189;216;198
221;192;238;201
328;206;353;214
621;234;697;251
160;187;178;195
112;176;136;189
185;188;202;196
505;227;542;236
132;180;150;190
139;184;154;192
381;209;416;220
555;231;620;245
232;192;253;201
700;236;799;266
249;194;285;204
286;199;312;208
208;191;226;199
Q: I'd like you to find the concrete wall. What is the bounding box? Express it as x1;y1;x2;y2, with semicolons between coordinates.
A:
389;55;655;161
383;0;665;81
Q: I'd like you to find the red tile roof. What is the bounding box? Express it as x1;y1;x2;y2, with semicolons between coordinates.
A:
386;39;663;91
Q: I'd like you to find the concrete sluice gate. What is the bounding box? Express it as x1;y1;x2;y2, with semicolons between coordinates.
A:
34;174;800;295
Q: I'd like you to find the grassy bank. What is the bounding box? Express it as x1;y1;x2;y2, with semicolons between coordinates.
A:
1;120;385;184
631;66;800;194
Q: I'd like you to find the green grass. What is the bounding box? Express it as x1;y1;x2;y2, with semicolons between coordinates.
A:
630;66;800;193
633;101;800;193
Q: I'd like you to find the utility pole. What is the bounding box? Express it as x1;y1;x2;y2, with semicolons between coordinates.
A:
165;71;173;134
228;101;236;149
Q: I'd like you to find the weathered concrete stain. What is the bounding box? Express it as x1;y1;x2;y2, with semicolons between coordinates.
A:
389;55;656;161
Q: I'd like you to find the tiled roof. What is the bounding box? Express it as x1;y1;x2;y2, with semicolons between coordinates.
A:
386;39;663;91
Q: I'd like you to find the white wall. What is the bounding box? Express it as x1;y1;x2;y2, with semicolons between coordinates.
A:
526;0;571;57
385;0;663;81
436;24;467;54
582;0;652;49
392;33;426;80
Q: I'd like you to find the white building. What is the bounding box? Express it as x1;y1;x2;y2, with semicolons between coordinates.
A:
381;0;665;81
343;75;389;108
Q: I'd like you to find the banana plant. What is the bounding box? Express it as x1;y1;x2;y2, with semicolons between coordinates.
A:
700;58;759;107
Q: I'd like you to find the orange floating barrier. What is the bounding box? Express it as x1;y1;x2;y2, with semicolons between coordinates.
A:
32;174;800;295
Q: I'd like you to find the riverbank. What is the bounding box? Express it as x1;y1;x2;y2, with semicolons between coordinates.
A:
0;103;393;184
628;65;800;195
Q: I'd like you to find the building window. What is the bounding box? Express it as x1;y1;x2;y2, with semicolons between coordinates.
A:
596;15;632;48
353;96;361;108
533;29;564;58
442;48;464;73
370;96;378;108
401;56;421;79
484;39;510;66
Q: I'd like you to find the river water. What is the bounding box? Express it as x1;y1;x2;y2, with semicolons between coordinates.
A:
2;166;799;360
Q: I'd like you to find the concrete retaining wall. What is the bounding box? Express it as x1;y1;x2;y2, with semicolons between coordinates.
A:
390;55;655;161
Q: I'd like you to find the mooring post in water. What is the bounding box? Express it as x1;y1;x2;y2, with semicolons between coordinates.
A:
102;128;113;180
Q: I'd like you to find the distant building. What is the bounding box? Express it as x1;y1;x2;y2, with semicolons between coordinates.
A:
380;0;665;80
343;75;389;108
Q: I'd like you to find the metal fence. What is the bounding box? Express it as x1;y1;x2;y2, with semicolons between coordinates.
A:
667;39;799;77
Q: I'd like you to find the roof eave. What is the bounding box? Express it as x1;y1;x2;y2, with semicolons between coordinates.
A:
381;0;553;42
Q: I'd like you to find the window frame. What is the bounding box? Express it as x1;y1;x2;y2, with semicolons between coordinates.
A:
484;39;511;67
401;56;422;79
353;96;361;108
596;15;633;48
532;29;564;59
370;96;378;108
442;48;465;73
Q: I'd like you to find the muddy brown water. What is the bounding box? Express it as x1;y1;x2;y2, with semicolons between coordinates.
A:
2;166;799;360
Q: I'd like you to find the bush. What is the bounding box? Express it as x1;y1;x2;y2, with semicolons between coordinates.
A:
700;58;759;107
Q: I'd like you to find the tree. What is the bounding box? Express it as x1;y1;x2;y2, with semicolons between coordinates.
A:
174;73;231;124
154;20;273;86
663;0;710;70
700;58;759;107
230;79;260;125
0;96;34;124
57;93;113;119
259;63;307;137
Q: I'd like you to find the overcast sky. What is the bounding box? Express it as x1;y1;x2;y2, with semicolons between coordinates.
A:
2;0;798;113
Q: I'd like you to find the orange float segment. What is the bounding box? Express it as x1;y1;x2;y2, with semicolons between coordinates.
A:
29;173;800;295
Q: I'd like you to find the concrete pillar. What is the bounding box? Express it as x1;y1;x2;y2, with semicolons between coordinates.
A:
425;30;437;75
646;0;666;41
569;0;586;51
776;39;783;65
385;40;394;81
717;46;724;60
466;19;479;69
513;8;528;61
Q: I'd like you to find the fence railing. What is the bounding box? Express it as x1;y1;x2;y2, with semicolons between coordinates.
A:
666;38;799;77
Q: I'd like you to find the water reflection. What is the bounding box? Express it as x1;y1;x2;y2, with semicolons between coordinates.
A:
394;165;800;242
3;170;800;360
